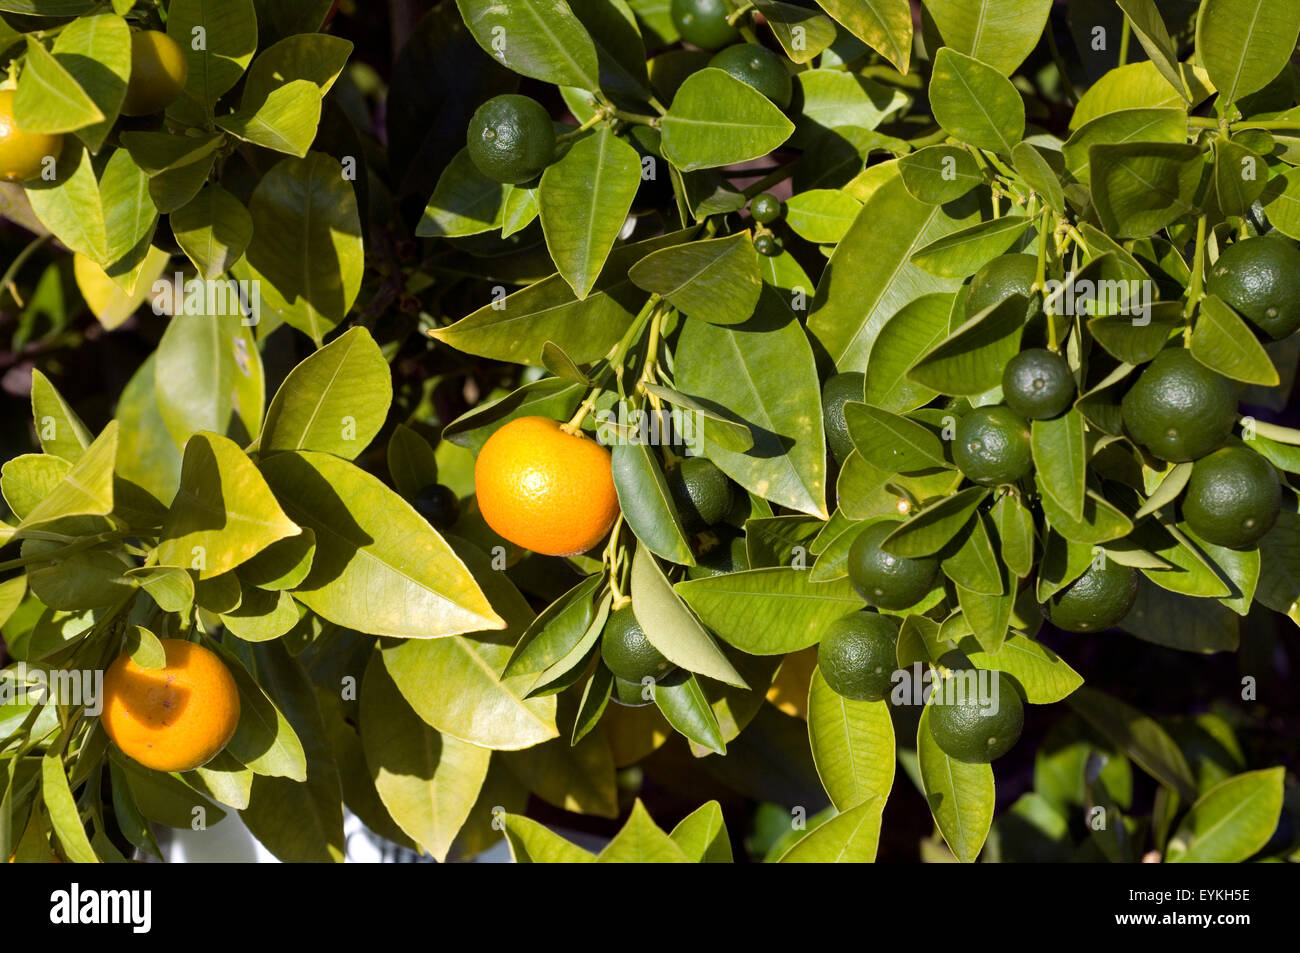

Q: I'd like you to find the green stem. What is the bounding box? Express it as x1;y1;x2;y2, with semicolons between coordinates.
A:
0;234;51;307
726;1;755;25
1118;18;1131;67
1232;119;1300;131
556;113;603;143
0;532;126;574
742;160;798;198
906;127;949;150
1184;214;1208;321
610;108;660;126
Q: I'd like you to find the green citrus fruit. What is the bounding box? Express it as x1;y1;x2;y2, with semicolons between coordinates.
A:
466;94;556;185
611;676;655;707
412;483;460;530
927;671;1023;763
121;31;189;116
847;521;939;610
754;233;781;256
1205;236;1300;339
953;405;1033;486
1002;348;1075;420
751;193;782;224
707;43;792;108
0;90;62;182
1182;445;1281;549
1046;558;1139;632
671;0;740;50
1120;348;1237;462
817;611;899;701
966;254;1037;317
668;456;735;529
822;372;864;465
601;605;674;682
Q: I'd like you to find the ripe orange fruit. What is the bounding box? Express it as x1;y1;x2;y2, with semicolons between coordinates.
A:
121;31;189;116
474;416;620;556
0;89;63;182
101;639;240;773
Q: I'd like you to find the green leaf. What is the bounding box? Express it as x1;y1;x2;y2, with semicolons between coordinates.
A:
1260;166;1300;241
1115;0;1187;99
1195;0;1300;106
167;0;259;117
1191;295;1279;386
30;368;91;462
157;432;300;578
216;81;322;157
1067;685;1198;801
455;0;600;91
991;492;1036;578
504;722;618;817
1010;142;1065;214
845;403;948;473
42;750;97;863
153;313;264;448
416;148;506;238
50;13;130;152
612;442;694;566
883;487;988;558
597;799;690;862
928;48;1025;154
942;513;1003;595
359;653;490;862
1037;484;1133;545
961;634;1083;704
98;148;158;291
898;145;983;205
1063;107;1189;187
260;327;392;460
808;668;894;810
677;567;862;655
922;0;1052;75
777;795;883;862
379;539;558;749
628;232;762;326
669;800;733;861
233;153;364;344
1070;61;1210;130
642;383;754;452
863;294;951;413
503;815;596;863
24;143;108;265
1213;139;1267;219
631;544;747;687
809;169;980;371
1032;410;1087;521
791;70;909;144
783;189;862;244
220;584;300;642
207;640;307;780
1122;576;1240;652
172;184;254;280
1089;142;1204;239
539;128;642;298
676;288;828;517
17;422;116;532
387;425;439;500
1167;767;1285;862
917;705;994;863
261;452;503;638
816;0;911;72
653;671;727;755
660;68;795;172
912;215;1031;279
955;570;1015;652
13;36;102;134
753;0;837;64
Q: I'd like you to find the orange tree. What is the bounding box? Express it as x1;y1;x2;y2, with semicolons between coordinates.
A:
1;0;1299;864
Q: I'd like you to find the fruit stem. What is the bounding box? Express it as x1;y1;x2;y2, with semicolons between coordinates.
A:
561;388;603;435
1117;17;1130;67
725;1;755;26
1184;213;1207;321
556;113;604;143
0;532;125;573
609;109;660;127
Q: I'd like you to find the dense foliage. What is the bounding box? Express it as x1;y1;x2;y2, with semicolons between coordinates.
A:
1;0;1298;864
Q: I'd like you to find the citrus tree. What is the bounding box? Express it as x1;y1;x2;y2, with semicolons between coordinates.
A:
1;0;1298;864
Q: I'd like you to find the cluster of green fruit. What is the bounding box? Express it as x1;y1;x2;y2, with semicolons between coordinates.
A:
0;30;187;182
809;234;1300;762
